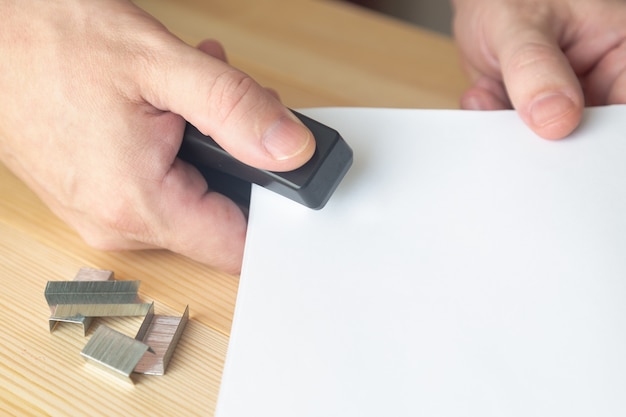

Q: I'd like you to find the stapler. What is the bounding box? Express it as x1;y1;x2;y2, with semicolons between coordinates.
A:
178;111;353;210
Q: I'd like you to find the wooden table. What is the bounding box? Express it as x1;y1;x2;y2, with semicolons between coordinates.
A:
0;1;468;415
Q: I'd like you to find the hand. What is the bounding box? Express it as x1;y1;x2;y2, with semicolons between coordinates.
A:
452;0;626;139
0;0;315;273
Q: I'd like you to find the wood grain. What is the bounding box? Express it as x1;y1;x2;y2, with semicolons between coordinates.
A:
0;1;468;415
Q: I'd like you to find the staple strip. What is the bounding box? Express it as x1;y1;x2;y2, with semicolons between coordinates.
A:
48;267;115;334
45;280;140;306
81;325;150;381
133;305;190;375
73;267;115;282
52;302;153;319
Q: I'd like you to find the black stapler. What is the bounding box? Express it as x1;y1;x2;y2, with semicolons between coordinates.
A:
178;111;353;210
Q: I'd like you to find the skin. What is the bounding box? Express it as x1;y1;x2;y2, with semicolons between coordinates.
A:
453;0;626;139
1;0;625;273
0;0;314;274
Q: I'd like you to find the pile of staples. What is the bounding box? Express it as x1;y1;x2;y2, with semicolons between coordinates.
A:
45;267;189;383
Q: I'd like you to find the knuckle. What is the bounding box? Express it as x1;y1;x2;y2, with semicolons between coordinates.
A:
80;233;119;252
81;197;153;250
504;41;554;75
607;68;626;104
105;200;149;238
210;69;257;122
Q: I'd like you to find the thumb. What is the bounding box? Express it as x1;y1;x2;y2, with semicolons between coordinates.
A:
493;19;584;139
143;41;315;171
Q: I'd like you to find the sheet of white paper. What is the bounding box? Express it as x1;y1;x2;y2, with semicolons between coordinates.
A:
216;106;626;417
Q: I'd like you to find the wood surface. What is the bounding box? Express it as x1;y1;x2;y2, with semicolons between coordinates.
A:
0;0;468;415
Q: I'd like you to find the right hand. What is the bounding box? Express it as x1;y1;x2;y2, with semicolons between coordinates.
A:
0;0;315;273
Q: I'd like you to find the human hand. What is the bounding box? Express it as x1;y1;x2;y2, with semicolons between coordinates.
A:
452;0;626;139
0;0;314;273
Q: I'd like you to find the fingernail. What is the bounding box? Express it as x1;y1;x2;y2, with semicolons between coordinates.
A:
530;93;576;128
461;94;484;110
262;114;313;161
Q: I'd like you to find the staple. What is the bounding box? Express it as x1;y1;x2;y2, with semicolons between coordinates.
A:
48;267;115;334
51;302;153;319
133;305;190;375
80;325;151;383
46;268;190;380
73;267;116;282
45;280;140;306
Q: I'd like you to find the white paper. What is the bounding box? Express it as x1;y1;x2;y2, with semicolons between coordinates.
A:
216;106;626;417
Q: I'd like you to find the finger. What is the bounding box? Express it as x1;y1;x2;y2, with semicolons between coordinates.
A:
195;41;282;101
606;68;626;104
68;117;247;273
150;158;248;274
582;41;626;105
460;76;511;110
265;87;281;101
492;18;584;139
197;39;228;62
142;40;315;172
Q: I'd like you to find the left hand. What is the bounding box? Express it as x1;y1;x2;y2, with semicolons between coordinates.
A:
452;0;626;139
